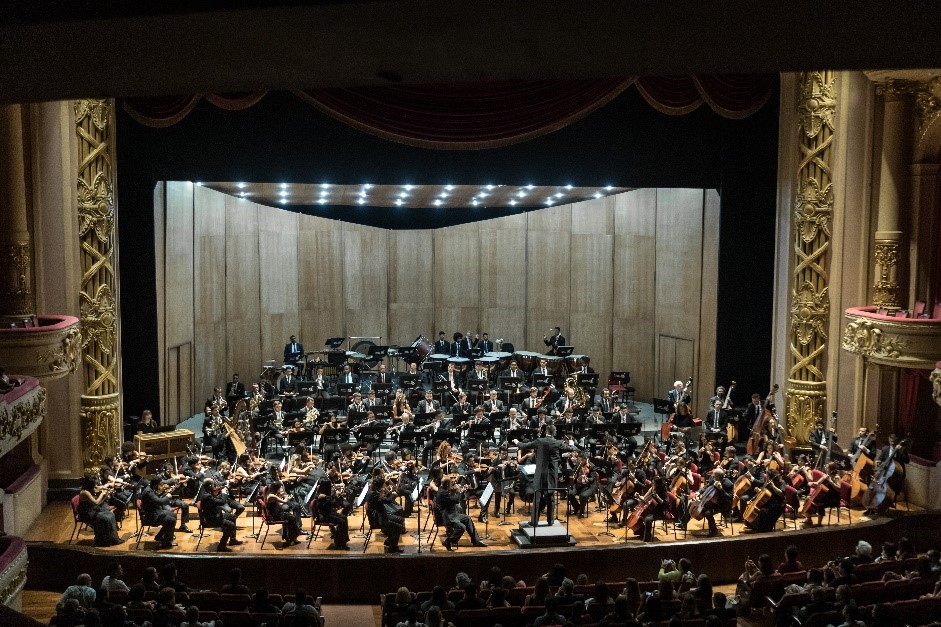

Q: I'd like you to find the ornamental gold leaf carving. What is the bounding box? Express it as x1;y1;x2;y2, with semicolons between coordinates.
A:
797;72;836;139
790;281;829;346
931;366;941;407
74;99;111;130
794;178;833;243
80;283;116;354
0;387;46;443
36;327;82;374
77;171;114;242
841;319;905;359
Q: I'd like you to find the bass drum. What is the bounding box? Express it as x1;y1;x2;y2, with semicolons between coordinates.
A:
514;351;539;373
410;335;433;364
351;340;379;370
545;356;564;375
565;354;587;374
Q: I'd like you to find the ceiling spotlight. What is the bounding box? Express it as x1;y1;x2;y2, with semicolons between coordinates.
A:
280;183;288;189
440;192;449;199
358;198;366;205
279;190;288;196
395;198;404;206
403;184;414;191
517;190;527;197
279;198;287;204
399;191;409;198
555;193;563;198
239;191;246;197
194;182;203;187
509;199;517;206
565;184;573;190
319;190;328;197
364;183;374;189
445;184;454;191
472;200;479;206
486;184;495;190
526;184;534;190
605;185;613;191
479;192;489;198
321;183;331;189
318;198;327;204
237;182;246;189
593;192;602;199
434;199;443;206
545;198;553;205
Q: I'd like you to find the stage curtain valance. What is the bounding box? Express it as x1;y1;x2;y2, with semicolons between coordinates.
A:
122;75;775;149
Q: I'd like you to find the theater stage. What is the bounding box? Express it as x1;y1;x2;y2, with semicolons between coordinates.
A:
23;499;934;603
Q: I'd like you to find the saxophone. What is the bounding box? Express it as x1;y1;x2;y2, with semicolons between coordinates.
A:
564;374;589;408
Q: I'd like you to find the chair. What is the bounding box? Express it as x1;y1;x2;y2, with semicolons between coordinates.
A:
914;300;926;317
426;499;454;551
362;501;379;553
256;499;288;550
607;372;629;403
132;498;166;549
193;499;215;551
68;494;90;544
306;512;334;548
218;611;255;627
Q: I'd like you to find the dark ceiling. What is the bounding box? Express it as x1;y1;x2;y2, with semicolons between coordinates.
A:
2;1;940;104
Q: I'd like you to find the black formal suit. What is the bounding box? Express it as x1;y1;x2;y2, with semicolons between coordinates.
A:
742;402;765;431
544;333;565;355
336;371;359;388
416;399;439;414
555;396;576;414
434;338;450;355
516;436;574;526
484;399;504;414
704;408;729;432
283;340;304;363
500;368;528;392
667;388;691;407
597;396;613;414
374;371;391;386
479;339;494;353
435;488;482;546
278;375;298;395
225;381;246;409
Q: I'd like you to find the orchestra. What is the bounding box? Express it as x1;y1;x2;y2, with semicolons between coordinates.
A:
85;330;913;555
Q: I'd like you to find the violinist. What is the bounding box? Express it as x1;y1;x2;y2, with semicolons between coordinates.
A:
696;441;716;474
803;461;842;526
140;477;180;549
569;454;598;518
201;479;244;552
99;455;133;521
366;476;405;553
313;478;350;550
717;445;739;477
78;473;122;546
435;476;487;550
265;480;303;546
156;464;193;532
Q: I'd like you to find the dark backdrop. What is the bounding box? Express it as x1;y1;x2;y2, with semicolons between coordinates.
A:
115;84;780;420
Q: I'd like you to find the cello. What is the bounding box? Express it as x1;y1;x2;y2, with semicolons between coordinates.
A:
746;384;779;456
689;483;720;520
626;488;661;532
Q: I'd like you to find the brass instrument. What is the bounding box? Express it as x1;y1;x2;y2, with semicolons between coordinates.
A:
564;374;589;408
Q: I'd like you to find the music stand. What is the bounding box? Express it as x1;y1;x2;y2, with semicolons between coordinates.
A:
325;337;346;350
432;378;450;405
532;374;551;388
576;373;599;388
556;346;575;357
466;379;487;404
399;431;426;452
336;383;356;410
653;398;673;430
507;428;536;443
469;347;484;359
466;424;492;445
371;404;392;420
371;382;392;400
398;374;422;391
499;376;522;407
479;482;495;540
431;429;460;450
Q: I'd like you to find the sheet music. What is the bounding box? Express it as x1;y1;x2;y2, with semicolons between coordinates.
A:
411;477;423;502
355;482;370;507
479;481;495;508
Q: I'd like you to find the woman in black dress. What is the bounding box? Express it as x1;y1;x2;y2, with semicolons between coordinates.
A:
78;473;122;546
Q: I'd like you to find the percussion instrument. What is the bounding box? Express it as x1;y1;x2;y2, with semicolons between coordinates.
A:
476;356;499;375
486;351;513;368
544;356;563;375
411;335;433;364
514;351;540;372
447;356;471;371
564;354;587;374
428;353;449;363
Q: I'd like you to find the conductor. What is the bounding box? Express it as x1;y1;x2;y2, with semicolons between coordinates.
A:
515;425;574;527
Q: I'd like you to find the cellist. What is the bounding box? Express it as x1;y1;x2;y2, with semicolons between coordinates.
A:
802;461;842;526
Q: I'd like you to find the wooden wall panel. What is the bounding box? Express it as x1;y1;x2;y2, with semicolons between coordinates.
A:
164;182;194;350
225;197;261;388
193;185;227;408
258;206;299;365
343;223;389;345
388;230;434;346
479;213;527;348
613;189;657;401
434;222;480;335
697;189;720;410
153;183;166;421
526;204;571;353
298;215;345;351
570;197;615;378
655;188;706;408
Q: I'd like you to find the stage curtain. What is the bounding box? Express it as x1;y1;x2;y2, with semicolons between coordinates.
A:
898;368;927;438
121;76;776;148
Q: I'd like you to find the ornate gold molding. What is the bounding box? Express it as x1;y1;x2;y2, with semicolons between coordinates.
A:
932;362;941;407
914;77;941;147
0;315;81;382
786;71;836;445
872;239;902;309
0;240;33;318
75;98;121;460
842;308;941;369
0;382;46;458
80;393;120;469
0;541;28;607
36;326;82;375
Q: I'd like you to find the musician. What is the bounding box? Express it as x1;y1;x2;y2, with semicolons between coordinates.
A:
203;404;231;460
373;363;391;387
311;367;330;400
632;476;668;542
748;469;786;533
365;388;381;406
515;424;574;527
392;388;413;421
708;386;727;411
848;427;874;461
265;480;303;546
248;383;266;411
206;386;228;417
756;441;785;470
809;420;838;468
451;391;472;417
803;462;843;526
278;365;299;397
505;407;530;431
499;359;528;393
484;390;504;414
433;331;450;355
444;362;462;396
460;331;474;356
347;392;366;414
78;473;122;546
201;480;244;552
301;396;320;429
479;333;494;354
135;409;158;434
313;480;350;550
671;403;695;447
696;440;716;474
436;476;486;550
225;373;246;410
466;362;488;400
99;456;133;520
574;357;595;375
742;394;765;433
555;388;577;414
366;476;405;553
697;468;733;537
597;389;614;414
450;332;467;358
667;381;690;410
283;335;304;364
157;464;194;531
417;389;439;415
260;400;288;456
532;358;551;382
568;454;598;517
543;327;565;355
522;386;542;412
337;363;358;388
141;477;180;549
394;459;420;518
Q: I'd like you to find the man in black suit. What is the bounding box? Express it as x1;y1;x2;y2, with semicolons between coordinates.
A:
478;333;494;354
515;425;574;527
435;476;486;550
433;331;450;356
741;393;765;440
450;333;466;357
543;327;565;355
225;373;246;411
374;363;391;386
500;359;529;394
704;399;729;434
278;365;298;398
283;335;304;364
667;380;691;410
336;364;358;388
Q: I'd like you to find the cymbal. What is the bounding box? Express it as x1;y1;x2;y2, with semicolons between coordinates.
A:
309;360;330;367
346;351;369;359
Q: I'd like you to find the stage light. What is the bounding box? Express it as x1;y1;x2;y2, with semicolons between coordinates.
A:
472;200;479;206
526;184;534;190
279;198;287;204
318;198;327;204
239;191;247;197
280;183;288;189
434;199;443;206
509;199;517;206
395;198;404;206
404;184;414;191
358;198;366;205
321;183;331;189
486;184;495;190
605;185;613;191
445;184;454;191
399;191;409;198
364;184;374;189
237;182;246;189
194;182;203;186
565;184;573;190
545;198;553;205
555;193;563;198
517;190;527;198
479;192;489;198
319;190;328;197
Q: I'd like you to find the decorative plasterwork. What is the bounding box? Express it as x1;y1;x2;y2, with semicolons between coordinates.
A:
797;72;836;139
79;284;116;355
0;379;46;459
0;240;32;317
77;171;115;244
872;240;902;309
80;393;120;468
0;315;81;382
0;539;28;607
930;363;941;407
791;281;830;346
842;308;941;368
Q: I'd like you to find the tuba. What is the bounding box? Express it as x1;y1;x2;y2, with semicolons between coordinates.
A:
564;374;589;408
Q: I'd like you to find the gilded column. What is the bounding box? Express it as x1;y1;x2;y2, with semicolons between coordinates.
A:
0;105;34;320
75;100;121;468
786;72;836;445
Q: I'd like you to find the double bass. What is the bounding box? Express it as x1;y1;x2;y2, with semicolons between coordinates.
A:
722;381;737;442
746;384;779;456
860;438;908;513
661;377;692;442
847;425;878;504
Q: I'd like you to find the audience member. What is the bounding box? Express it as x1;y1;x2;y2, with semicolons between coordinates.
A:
776;544;804;574
395;605;425;627
101;563;129;594
220;568;250;595
524;578;551;607
139;567;161;592
875;541;898;563
248;589;280;614
455;583;486;610
160;563;189;593
179;605;217;627
60;574;96;608
420;586;454;612
533;595;566;626
282;589;323;626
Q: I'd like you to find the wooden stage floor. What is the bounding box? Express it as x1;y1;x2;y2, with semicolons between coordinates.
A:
24;497;874;556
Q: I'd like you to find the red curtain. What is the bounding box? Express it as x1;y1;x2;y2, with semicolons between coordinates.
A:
122;76;775;149
898;368;929;438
